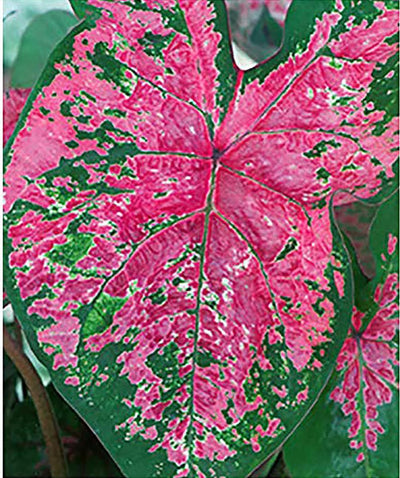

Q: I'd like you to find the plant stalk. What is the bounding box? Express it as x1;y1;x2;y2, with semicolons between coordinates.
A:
3;324;68;478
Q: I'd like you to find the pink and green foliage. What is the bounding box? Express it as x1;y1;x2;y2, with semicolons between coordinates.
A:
332;270;398;463
3;89;31;146
285;192;399;478
3;0;398;476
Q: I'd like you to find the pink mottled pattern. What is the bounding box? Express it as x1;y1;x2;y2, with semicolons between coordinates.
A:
330;237;399;461
217;6;399;165
3;0;399;475
3;89;31;146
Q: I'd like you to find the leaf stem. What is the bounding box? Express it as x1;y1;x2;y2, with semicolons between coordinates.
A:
13;317;24;351
13;318;29;399
3;324;68;478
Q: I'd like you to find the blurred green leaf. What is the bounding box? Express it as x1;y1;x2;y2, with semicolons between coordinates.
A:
11;10;78;88
228;1;284;64
4;384;124;478
3;10;17;23
334;197;379;312
3;352;19;423
4;390;46;477
3;0;74;70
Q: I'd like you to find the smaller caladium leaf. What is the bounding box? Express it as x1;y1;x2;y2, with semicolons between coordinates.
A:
3;89;31;147
284;192;399;478
3;88;31;303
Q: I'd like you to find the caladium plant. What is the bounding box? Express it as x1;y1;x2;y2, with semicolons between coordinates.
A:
285;191;399;478
3;1;398;477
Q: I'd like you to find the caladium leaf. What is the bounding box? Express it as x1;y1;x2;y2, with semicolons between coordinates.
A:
284;192;399;478
3;0;398;476
3;88;31;304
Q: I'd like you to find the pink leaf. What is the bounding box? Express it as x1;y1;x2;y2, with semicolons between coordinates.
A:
331;232;399;461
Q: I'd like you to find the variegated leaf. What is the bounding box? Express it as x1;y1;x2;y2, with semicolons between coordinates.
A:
4;1;398;476
285;192;399;478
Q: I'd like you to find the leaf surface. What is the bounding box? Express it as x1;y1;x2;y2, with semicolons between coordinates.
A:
284;192;399;478
3;1;398;476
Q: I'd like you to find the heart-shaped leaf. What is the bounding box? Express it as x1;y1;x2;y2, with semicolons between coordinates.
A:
284;191;399;478
4;1;398;476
